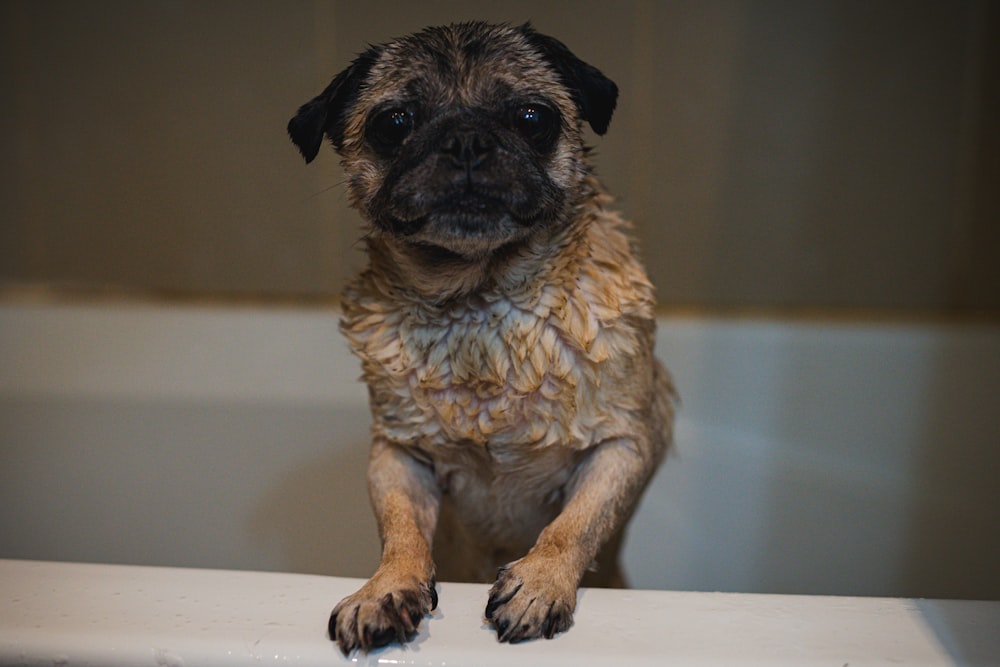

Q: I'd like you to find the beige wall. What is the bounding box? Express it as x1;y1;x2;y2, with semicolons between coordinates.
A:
2;0;997;313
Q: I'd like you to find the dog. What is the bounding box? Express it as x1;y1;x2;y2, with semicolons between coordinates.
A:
288;21;674;654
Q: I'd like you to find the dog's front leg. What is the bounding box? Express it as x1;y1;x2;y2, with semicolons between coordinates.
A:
485;437;653;643
328;438;440;655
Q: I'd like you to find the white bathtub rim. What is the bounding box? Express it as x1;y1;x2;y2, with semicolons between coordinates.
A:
4;559;998;667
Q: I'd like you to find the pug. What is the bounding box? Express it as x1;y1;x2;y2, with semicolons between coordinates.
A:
288;20;674;655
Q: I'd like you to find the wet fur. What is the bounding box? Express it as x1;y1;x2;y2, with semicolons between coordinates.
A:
288;21;674;654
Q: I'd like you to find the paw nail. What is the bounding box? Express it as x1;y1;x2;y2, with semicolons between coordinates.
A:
369;626;396;649
485;598;499;618
327;612;338;640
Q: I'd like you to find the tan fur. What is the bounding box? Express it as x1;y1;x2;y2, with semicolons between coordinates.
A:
289;21;675;654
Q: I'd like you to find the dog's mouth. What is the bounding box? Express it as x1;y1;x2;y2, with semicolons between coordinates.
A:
380;188;550;260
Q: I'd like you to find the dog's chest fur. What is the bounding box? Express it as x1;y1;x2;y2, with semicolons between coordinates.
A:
341;205;656;463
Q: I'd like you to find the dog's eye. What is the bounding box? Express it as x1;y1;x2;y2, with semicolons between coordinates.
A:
510;104;559;150
367;108;415;153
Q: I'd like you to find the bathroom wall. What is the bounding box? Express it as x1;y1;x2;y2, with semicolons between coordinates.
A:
1;0;997;312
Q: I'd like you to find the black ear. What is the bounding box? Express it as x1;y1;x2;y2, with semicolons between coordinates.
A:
519;24;618;135
287;47;381;163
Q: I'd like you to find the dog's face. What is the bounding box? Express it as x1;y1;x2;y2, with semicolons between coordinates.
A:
288;22;618;271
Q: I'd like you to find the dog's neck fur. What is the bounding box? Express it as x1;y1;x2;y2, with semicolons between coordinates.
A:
340;181;657;452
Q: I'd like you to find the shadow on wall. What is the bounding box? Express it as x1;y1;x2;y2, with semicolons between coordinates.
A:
0;394;381;577
903;329;1000;600
250;430;380;579
758;323;1000;600
629;319;1000;599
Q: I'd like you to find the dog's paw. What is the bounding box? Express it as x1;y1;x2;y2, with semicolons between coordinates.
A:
484;557;577;643
328;573;438;655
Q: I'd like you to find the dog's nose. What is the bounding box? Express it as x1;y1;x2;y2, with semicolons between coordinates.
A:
440;128;494;169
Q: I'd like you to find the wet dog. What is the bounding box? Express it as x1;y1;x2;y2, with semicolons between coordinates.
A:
288;21;674;654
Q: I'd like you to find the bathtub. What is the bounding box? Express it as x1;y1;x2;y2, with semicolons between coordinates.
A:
1;301;998;665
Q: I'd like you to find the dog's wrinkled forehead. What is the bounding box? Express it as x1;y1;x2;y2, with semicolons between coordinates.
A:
361;23;571;110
